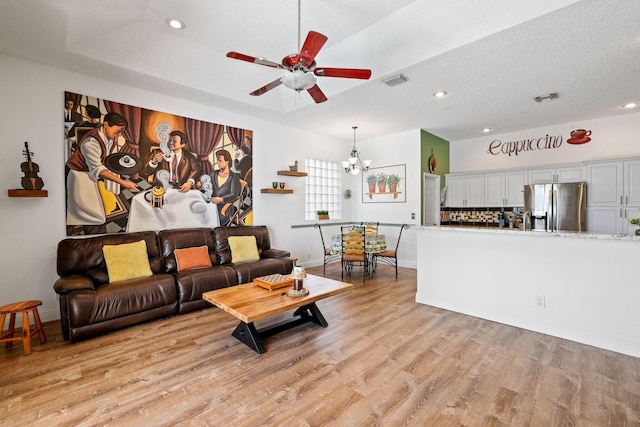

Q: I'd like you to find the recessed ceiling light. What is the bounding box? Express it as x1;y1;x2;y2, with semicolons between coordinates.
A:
166;18;185;30
433;91;447;98
481;128;492;133
622;102;637;109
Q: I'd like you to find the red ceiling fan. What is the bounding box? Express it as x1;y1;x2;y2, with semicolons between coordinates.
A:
226;3;371;103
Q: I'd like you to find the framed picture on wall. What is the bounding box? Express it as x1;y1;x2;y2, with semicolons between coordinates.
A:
362;164;406;203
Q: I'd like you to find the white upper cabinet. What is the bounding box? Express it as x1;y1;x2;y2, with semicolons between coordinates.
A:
445;175;466;207
445;174;484;207
505;171;526;206
483;171;525;207
625;159;640;206
528;165;586;184
465;174;485;207
586;159;640;206
484;173;505;207
585;158;640;235
586;161;623;206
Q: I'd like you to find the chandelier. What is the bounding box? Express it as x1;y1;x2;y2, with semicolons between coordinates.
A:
341;126;371;175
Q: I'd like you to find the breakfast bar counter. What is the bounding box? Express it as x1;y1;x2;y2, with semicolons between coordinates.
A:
415;225;640;357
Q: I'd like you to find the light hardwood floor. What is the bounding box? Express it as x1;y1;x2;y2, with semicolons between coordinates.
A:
1;263;639;426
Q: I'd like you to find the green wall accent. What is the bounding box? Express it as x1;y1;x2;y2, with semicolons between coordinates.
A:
420;130;450;223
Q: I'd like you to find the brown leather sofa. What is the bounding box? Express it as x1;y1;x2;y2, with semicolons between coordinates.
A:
54;226;293;341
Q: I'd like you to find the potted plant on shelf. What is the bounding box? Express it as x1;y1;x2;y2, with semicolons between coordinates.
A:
366;174;377;194
387;174;400;193
377;172;388;193
317;210;330;220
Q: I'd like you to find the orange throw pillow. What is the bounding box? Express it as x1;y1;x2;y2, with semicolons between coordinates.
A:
174;245;212;272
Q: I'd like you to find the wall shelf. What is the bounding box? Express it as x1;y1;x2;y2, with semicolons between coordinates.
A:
277;170;307;177
8;189;48;197
261;188;293;194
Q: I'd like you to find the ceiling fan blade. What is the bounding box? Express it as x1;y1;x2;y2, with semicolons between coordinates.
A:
250;78;283;96
307;84;328;103
299;31;328;65
227;52;284;69
314;67;372;79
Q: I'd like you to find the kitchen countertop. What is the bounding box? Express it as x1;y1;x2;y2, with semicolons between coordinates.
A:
416;225;640;241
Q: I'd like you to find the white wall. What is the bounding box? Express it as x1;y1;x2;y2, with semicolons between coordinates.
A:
2;53;394;322
416;227;640;358
450;113;640;172
350;129;422;268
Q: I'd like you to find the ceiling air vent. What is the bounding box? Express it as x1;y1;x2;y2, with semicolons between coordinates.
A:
383;74;409;87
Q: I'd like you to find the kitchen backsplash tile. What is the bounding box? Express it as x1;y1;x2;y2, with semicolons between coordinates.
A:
441;207;524;227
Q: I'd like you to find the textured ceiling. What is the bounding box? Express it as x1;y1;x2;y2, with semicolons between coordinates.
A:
0;0;639;142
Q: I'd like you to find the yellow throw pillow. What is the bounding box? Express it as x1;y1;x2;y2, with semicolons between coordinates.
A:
228;235;260;264
174;245;212;272
102;240;153;283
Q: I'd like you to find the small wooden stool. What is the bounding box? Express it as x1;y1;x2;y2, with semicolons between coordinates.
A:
0;300;47;355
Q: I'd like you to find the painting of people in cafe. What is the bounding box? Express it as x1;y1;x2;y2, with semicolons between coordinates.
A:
64;91;253;236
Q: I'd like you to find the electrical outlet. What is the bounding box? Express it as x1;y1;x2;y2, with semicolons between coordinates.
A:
535;295;546;308
411;213;415;219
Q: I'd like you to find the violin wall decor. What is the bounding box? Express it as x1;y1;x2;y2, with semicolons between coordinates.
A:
20;141;45;190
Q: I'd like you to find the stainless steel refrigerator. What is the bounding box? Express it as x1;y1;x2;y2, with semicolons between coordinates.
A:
523;182;587;232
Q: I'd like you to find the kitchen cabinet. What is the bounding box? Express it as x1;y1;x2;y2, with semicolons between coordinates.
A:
588;207;624;235
586;161;623;206
505;171;526;206
445;174;484;207
585;158;640;235
484;173;505;207
527;165;585;184
485;171;526;207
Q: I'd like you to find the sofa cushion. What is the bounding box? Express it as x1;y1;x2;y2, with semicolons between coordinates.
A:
157;228;217;273
228;236;260;264
57;231;162;276
66;273;178;330
102;240;153;283
233;258;294;284
175;245;212;272
214;225;275;264
174;264;238;313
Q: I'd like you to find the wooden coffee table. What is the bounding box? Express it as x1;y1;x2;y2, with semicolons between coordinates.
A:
202;274;353;353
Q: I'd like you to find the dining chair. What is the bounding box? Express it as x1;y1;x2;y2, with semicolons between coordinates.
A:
314;223;341;274
372;224;408;278
360;221;379;235
341;225;368;282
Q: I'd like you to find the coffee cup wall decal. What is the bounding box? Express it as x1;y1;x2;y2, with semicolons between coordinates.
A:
567;128;592;144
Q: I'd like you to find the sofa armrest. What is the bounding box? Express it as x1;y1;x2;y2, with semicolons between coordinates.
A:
54;275;96;295
262;248;290;259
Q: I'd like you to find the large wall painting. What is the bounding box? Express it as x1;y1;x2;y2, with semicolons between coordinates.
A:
64;91;253;236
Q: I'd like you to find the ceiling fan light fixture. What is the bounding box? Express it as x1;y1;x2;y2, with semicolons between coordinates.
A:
281;69;316;91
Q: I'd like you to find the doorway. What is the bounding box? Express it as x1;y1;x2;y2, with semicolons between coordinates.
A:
423;173;440;226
